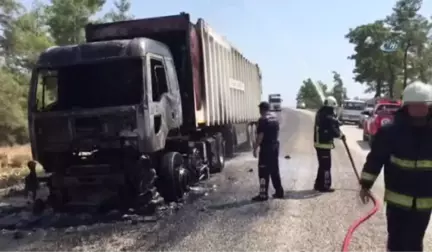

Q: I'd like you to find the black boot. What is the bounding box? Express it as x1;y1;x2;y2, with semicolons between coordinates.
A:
315;187;335;193
273;190;284;199
252;194;269;201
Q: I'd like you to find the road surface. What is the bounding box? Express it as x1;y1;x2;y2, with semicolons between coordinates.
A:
0;108;431;251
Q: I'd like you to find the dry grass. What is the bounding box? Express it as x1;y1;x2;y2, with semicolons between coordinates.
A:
0;144;43;189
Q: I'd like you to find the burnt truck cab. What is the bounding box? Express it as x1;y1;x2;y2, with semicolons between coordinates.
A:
28;39;183;208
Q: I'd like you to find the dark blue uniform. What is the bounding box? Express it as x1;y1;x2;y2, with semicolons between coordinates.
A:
313;106;342;191
256;112;284;197
360;108;432;251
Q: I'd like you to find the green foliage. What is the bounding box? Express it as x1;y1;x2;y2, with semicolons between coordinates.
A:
296;78;322;109
0;67;28;145
346;0;432;98
295;71;348;109
103;0;133;22
331;71;348;106
0;0;132;145
46;0;105;45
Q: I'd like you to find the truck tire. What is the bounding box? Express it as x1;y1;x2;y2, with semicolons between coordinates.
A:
186;148;201;184
210;133;225;173
158;152;189;203
224;126;236;158
243;123;254;151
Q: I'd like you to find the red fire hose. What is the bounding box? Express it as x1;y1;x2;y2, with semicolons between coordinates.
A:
341;139;381;252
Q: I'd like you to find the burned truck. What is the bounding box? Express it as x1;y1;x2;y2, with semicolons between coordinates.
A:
27;13;262;210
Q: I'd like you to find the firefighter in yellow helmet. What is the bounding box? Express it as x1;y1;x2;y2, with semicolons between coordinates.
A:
313;96;345;192
359;81;432;251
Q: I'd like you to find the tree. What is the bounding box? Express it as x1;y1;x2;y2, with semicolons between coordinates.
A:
296;78;323;109
345;21;403;98
330;71;348;105
46;0;105;45
0;0;23;59
386;0;432;89
346;0;432;100
317;81;329;96
0;67;28;145
3;2;54;72
104;0;133;22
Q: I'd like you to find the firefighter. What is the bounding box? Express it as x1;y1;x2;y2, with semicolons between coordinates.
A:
252;101;284;201
24;160;39;203
359;81;432;252
313;96;345;192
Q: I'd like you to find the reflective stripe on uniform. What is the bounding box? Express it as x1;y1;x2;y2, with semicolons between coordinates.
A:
384;189;432;209
314;126;333;149
314;143;333;149
360;171;377;181
390;155;432;169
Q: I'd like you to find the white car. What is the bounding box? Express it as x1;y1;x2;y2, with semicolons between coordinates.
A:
296;102;306;109
339;100;366;125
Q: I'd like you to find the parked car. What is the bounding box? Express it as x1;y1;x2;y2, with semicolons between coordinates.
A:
362;102;401;146
339;99;366;125
296;102;306;109
358;105;374;129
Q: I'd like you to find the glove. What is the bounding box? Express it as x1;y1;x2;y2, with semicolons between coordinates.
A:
340;134;346;141
359;188;371;204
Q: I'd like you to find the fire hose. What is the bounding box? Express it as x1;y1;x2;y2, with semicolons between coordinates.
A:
341;138;381;252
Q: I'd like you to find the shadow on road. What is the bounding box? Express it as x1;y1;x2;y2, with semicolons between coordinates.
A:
356;140;370;151
334;188;359;193
205;199;258;211
284;189;322;200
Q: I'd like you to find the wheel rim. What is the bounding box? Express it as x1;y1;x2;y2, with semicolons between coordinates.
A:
177;166;189;195
219;141;225;165
248;125;253;148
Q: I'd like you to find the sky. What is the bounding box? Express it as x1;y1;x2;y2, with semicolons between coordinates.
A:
22;0;432;106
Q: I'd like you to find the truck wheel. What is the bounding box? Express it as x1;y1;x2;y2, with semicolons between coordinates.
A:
186;148;201;184
224;126;236;158
243;124;254;151
48;189;66;212
32;199;46;215
210;133;225;173
158;152;189;203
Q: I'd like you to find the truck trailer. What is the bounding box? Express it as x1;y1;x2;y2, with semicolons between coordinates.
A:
27;13;262;210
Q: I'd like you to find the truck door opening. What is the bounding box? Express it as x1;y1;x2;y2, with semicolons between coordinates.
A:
150;58;169;102
150;58;169;134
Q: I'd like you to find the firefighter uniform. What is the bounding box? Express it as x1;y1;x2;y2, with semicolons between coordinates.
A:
359;81;432;252
313;96;344;192
252;102;284;201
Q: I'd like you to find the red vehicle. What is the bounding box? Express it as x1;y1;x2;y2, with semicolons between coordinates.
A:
362;100;401;146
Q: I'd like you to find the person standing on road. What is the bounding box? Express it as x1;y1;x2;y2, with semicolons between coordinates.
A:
313;96;345;193
252;101;284;201
359;81;432;252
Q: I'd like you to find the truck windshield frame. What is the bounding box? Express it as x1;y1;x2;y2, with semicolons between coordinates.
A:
269;98;281;103
32;57;145;112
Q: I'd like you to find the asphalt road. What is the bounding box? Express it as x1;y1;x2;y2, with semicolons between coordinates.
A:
1;108;432;251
